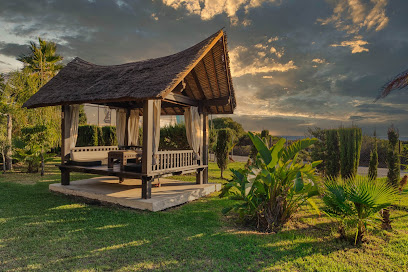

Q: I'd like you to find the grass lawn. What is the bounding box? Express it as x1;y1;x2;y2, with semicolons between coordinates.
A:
0;159;408;271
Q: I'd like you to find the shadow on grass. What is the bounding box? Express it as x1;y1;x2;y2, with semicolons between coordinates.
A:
0;180;362;272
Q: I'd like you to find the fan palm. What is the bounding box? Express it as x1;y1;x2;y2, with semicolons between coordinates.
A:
323;176;399;244
17;38;63;86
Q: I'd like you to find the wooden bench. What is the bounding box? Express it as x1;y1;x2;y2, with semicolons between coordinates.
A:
69;146;119;166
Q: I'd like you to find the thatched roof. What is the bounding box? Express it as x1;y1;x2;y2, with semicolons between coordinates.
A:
23;30;236;114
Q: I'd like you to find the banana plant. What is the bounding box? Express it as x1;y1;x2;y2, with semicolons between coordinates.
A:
323;176;399;244
221;132;321;232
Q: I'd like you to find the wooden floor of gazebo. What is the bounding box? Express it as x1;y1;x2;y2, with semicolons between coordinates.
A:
49;176;221;211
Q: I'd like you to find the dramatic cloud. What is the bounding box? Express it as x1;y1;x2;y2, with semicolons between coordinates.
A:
318;0;389;34
229;44;296;77
161;0;278;24
319;0;388;54
0;0;407;136
312;58;326;64
330;37;369;53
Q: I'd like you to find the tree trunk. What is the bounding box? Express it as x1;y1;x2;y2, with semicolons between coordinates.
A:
220;168;224;179
2;150;6;174
6;114;12;170
381;208;392;230
41;149;45;176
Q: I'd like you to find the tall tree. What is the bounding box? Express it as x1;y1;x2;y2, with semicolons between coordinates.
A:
17;38;63;87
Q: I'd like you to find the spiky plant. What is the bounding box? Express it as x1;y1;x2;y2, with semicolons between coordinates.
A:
323;176;399;244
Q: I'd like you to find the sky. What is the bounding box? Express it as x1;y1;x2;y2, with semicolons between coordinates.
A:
1;0;407;136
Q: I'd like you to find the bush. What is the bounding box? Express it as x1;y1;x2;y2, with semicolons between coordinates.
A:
387;126;400;187
306;127;326;172
77;125;99;147
215;128;233;178
159;123;189;150
325;129;340;178
221;133;321;232
368;140;378;180
359;135;388;168
102;126;117;146
323;176;398;244
338;127;362;178
233;145;251;156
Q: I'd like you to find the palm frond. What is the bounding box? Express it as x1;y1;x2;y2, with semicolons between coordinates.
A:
376;68;408;101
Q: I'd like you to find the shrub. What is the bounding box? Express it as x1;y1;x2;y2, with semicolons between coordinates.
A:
338;127;362;178
221;132;321;232
368;139;378;180
306;127;326;172
323;176;398;244
215;128;233;178
387;126;400;187
77;125;98;147
325;129;340;178
159;123;189;150
102;126;117;146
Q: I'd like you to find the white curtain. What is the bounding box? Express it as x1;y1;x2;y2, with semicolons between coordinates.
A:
68;104;79;150
116;109;127;146
128;109;140;146
152;100;161;165
184;106;202;160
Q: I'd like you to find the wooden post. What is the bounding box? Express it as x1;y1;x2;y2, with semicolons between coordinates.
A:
124;109;130;147
142;176;152;199
61;168;70;185
142;100;154;198
61;105;71;185
202;112;209;184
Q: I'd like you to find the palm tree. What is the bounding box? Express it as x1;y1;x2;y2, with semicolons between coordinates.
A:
376;69;408;101
17;38;63;175
17;38;63;86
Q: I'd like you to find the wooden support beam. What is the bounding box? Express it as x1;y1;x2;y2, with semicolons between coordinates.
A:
200;96;230;107
61;167;70;185
202;112;209;184
221;36;233;98
142;100;153;175
124;109;130;146
142;176;152;199
164;93;198;106
201;58;214;99
210;49;222;98
191;69;206;100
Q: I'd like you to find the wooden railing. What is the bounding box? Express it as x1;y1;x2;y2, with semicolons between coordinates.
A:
152;150;198;173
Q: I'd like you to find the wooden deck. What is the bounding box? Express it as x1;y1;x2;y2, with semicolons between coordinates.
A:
50;176;221;211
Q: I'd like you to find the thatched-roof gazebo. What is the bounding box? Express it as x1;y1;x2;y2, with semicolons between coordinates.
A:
23;30;236;199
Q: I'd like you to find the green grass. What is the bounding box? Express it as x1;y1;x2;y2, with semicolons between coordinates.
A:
0;159;408;271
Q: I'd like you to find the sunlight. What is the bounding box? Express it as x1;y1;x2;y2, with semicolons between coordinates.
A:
49;204;86;210
95;224;129;230
91;240;148;252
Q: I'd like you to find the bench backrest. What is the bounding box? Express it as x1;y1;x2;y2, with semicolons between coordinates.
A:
70;146;119;161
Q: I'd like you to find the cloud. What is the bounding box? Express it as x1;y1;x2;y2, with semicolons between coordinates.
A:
318;0;389;34
161;0;278;24
229;45;297;77
330;37;369;53
312;58;326;64
0;42;29;57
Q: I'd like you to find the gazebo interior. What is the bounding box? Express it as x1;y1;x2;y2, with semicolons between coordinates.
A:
23;29;236;200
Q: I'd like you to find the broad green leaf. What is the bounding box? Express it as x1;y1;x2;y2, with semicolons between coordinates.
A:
311;160;323;168
268;138;285;168
249;131;271;165
294;172;304;192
